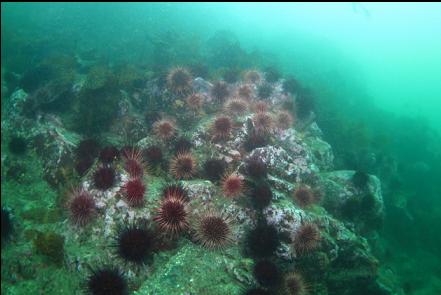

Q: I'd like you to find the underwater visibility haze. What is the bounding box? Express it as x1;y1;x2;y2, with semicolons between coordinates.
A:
1;2;441;295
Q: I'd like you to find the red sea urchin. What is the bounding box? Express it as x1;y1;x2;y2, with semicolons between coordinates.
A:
293;223;321;255
153;119;176;140
224;98;248;116
121;178;146;207
162;183;189;201
237;84;253;100
154;196;189;236
253;101;269;113
193;211;233;250
212;116;233;141
167;67;193;95
253;112;273;134
186;93;204;111
68;188;96;226
221;173;245;198
93;166;116;191
170;152;197;180
244;70;261;84
275;110;294;130
123;148;145;178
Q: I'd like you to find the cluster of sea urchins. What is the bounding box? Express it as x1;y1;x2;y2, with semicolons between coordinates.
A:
68;65;322;294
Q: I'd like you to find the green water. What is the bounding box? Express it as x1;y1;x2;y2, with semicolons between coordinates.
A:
1;3;440;295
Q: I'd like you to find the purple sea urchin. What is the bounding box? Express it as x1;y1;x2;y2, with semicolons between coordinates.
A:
293;223;321;255
93;166;116;191
167;67;193;95
115;225;154;264
85;267;128;295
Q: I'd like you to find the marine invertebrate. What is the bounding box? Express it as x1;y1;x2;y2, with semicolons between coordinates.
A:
76;138;100;160
154;196;189;236
203;159;227;182
174;137;192;154
33;231;65;265
1;207;13;245
293;223;321;255
237;84;253;100
153;119;176;140
257;83;273;99
68;188;96;226
85;267;128;295
167;67;193;95
143;145;163;166
121;178;146;208
93;166;116;191
186;93;204;111
212;116;233;141
352;170;370;189
8;136;27;155
221;173;245;198
293;186;316;208
252;112;273;134
115;225;154;264
170;152;197;179
224;98;248;116
193;210;233;250
77;139;100;158
243;131;268;152
250;183;273;209
246;220;280;258
75;157;94;176
211;81;230;103
99;146;120;164
275;110;294;130
253;259;281;287
244;70;261;84
162;183;189;201
253;101;269;113
283;272;307;295
123;148;145;178
245;156;267;179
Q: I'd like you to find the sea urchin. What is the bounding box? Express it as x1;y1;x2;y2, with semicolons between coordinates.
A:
68;188;96;226
170;152;197;180
194;211;233;250
154;196;189;236
121;178;146;208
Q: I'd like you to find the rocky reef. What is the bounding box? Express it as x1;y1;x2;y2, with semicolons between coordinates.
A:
1;63;401;295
